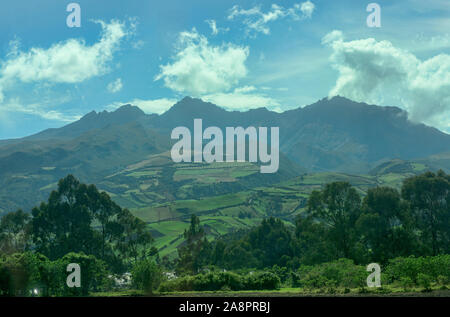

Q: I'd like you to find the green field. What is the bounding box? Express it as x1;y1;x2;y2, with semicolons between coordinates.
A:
93;286;450;297
127;169;419;259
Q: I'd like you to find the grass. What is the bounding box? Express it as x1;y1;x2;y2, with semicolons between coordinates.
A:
127;170;158;177
93;285;450;297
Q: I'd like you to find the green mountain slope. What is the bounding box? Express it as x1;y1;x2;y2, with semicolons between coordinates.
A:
144;169;423;259
1;96;449;217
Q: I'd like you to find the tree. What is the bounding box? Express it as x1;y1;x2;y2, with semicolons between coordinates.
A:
85;186;123;261
401;171;450;255
31;175;98;260
30;175;154;271
356;187;417;263
116;209;153;264
247;217;294;268
0;209;30;254
176;214;211;275
294;214;334;265
131;259;163;294
307;182;362;260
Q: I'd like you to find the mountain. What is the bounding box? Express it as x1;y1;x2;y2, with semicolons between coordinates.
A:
146;96;450;172
142;96;277;133
0;96;449;214
277;96;450;172
19;104;147;142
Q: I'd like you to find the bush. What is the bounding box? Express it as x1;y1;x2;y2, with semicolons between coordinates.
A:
158;271;280;292
297;259;366;289
244;272;280;290
0;253;27;296
0;252;54;296
131;259;163;294
386;255;450;286
437;275;449;286
196;272;242;291
159;275;194;292
58;252;108;296
192;272;244;291
399;276;414;291
417;273;432;290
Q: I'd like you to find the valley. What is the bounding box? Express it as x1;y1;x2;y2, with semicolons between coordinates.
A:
0;96;449;260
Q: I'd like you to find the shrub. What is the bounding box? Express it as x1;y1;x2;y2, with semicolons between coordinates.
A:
297;259;366;289
159;275;194;292
244;272;280;290
0;252;55;296
386;255;450;285
158;271;280;292
58;252;108;296
417;273;432;290
131;259;163;294
399;276;414;291
437;275;449;286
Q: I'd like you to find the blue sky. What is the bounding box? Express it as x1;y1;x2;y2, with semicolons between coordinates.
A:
0;0;449;138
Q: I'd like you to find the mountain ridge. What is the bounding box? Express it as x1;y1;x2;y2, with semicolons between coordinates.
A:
0;96;449;213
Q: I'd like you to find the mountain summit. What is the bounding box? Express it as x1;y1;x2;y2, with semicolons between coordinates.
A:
23;104;146;141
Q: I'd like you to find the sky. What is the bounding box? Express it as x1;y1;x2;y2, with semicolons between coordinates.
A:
0;0;449;139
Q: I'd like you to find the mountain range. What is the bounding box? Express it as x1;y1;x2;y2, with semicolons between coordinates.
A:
0;96;449;214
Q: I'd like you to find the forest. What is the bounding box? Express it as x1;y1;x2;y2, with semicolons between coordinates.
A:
0;171;449;296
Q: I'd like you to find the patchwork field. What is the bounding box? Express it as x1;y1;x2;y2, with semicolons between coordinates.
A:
126;168;419;259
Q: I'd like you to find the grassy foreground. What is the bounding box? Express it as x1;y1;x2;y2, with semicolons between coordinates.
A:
93;285;450;297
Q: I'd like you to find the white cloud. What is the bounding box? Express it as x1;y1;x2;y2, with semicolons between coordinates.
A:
0;19;130;103
203;86;281;112
411;33;450;52
155;29;249;96
234;85;257;93
3;98;81;122
108;98;177;115
228;2;315;36
323;30;450;132
300;1;315;18
107;78;123;93
321;30;344;45
205;19;229;36
132;40;145;50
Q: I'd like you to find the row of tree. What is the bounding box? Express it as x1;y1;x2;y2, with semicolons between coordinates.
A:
175;171;450;274
0;175;155;273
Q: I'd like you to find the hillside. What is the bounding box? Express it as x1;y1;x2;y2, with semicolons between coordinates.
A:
143;169;426;258
1;96;449;213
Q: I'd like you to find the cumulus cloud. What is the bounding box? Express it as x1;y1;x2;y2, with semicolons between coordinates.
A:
228;2;315;36
107;78;123;93
323;30;450;132
0;19;130;103
203;86;281;112
300;1;315;18
155;29;249;96
108;98;177;114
